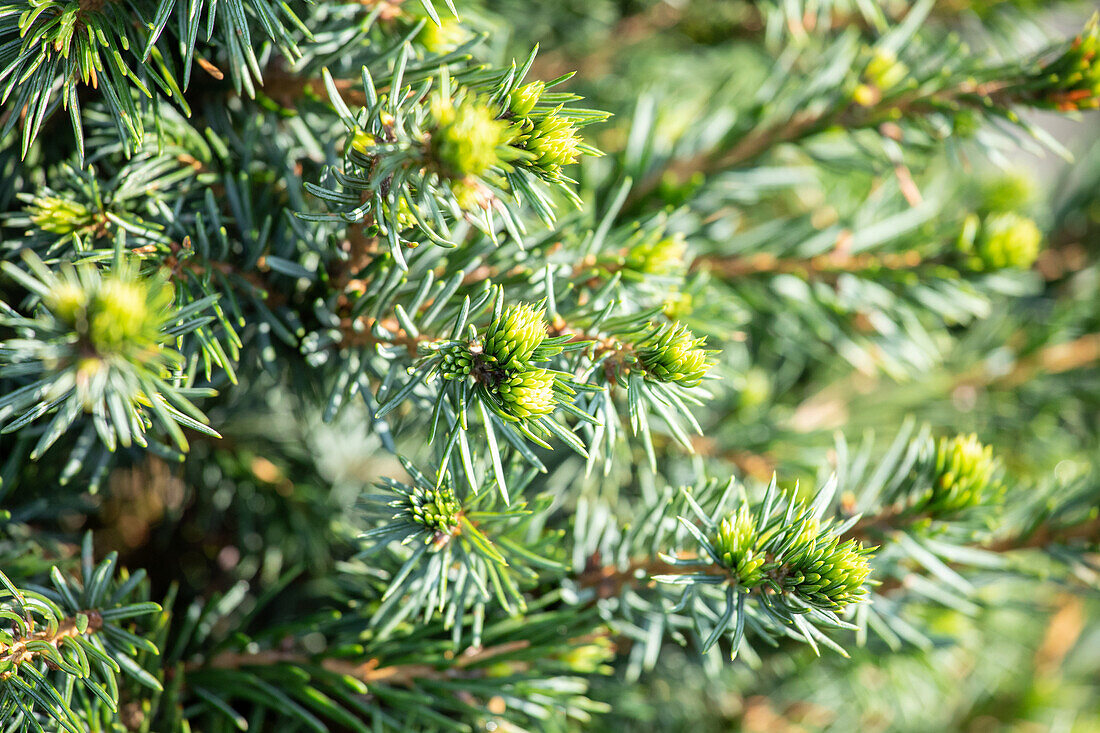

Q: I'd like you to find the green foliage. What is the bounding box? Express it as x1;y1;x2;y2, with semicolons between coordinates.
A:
0;535;161;731
3;0;1100;730
1;252;218;458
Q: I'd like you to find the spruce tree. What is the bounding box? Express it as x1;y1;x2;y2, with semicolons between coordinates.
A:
2;0;1100;730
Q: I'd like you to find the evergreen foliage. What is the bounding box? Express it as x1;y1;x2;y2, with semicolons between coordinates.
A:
2;0;1100;730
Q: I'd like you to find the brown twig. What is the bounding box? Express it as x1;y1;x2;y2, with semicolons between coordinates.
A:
692;248;924;280
0;611;104;679
625;79;1018;211
576;508;1100;600
987;515;1100;553
190;639;532;685
993;333;1100;388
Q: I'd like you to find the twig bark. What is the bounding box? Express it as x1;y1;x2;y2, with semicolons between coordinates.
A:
192;639;532;685
0;611;104;679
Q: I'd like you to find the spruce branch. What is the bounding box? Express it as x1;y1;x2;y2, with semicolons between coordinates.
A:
0;610;103;680
193;638;544;684
623;15;1100;210
0;535;162;731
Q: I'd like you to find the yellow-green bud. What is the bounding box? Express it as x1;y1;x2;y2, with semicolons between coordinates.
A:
89;277;169;356
496;367;556;420
428;95;508;179
416;17;471;54
737;368;771;411
952;108;981;138
662;291;693;320
483;303;547;369
556;635;614;674
975;212;1042;270
509;82;544;117
439;344;476;380
26;196;94;236
450;177;493;212
922;434;998;515
351;130;377;154
407;482;461;534
45;280;87;326
525;115;581;176
714;505;767;588
383;196;419;231
864;48;909;91
787;537;873;611
636;323;713;388
979;172;1035;214
625;232;687;276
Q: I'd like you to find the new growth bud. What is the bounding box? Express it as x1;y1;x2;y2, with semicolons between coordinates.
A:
430;300;571;424
714;505;767;588
525;115;582;177
47;260;175;364
428;94;509;179
483;303;548;369
919;433;999;515
1036;15;1100;111
636;323;713;388
864;48;909;91
785;535;874;611
417;17;471;54
975;212;1042;271
853;47;910;106
625;232;688;277
26;196;94;236
509;82;545;117
406;481;461;534
496;367;556;420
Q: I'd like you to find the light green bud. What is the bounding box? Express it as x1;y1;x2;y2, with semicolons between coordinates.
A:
496;367;556;420
509;82;544;117
714;505;767;588
975;212;1042;271
429;94;508;179
625;232;687;276
407;482;461;534
922;433;998;515
636;323;713;388
483;303;547;369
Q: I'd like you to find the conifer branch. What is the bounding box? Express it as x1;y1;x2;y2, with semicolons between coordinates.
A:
192;640;534;684
0;611;103;680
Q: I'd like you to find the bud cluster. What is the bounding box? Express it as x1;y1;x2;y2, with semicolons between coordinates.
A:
917;433;1000;515
416;16;471;54
973;212;1042;271
439;342;477;381
405;481;462;534
495;367;557;420
635;322;714;388
483;303;547;369
852;47;910;106
427;93;510;179
506;82;586;180
25;195;95;236
713;505;767;588
45;259;175;366
624;232;688;278
708;500;875;613
555;635;615;675
781;533;874;611
435;302;570;423
0;255;195;453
